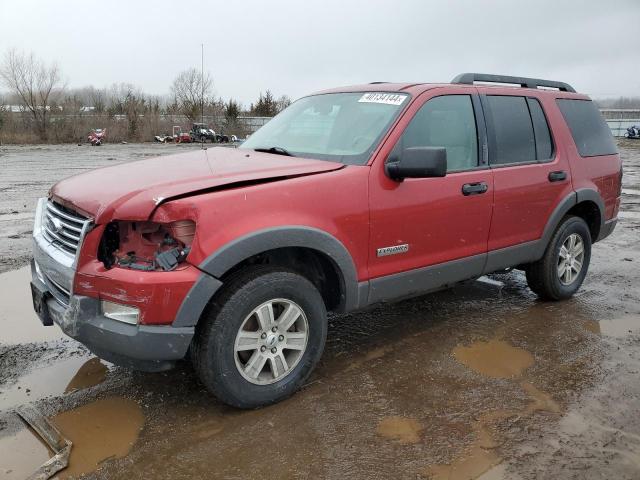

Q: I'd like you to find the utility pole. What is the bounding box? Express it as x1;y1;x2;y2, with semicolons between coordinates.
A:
201;43;205;148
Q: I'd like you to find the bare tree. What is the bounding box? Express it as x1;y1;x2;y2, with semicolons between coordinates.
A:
276;95;292;113
0;49;64;140
170;68;213;121
108;83;146;139
0;97;5;144
86;86;107;113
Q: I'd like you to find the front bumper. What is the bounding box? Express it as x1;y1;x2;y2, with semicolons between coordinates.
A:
31;260;194;371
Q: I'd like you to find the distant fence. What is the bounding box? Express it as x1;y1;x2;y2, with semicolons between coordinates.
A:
601;109;640;137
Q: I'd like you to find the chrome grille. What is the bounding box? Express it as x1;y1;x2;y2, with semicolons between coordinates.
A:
42;201;89;256
44;270;71;306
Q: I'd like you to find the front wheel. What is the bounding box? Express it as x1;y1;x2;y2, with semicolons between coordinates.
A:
525;216;592;300
192;267;327;408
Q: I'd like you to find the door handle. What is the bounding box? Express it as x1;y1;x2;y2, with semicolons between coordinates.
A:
548;171;567;182
462;182;488;196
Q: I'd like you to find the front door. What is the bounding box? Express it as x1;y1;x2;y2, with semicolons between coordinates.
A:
368;90;494;300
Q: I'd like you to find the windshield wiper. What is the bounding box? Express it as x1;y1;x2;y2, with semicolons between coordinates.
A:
253;146;294;157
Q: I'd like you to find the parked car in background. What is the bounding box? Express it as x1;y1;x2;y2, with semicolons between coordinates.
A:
30;73;621;409
189;123;232;143
190;123;216;143
87;128;106;146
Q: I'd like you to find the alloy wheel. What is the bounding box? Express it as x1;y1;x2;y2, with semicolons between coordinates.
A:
558;233;585;285
234;299;309;385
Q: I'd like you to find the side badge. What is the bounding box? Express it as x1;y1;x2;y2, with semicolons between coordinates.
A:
377;244;409;257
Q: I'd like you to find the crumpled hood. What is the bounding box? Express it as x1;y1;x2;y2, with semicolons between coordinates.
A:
51;147;343;224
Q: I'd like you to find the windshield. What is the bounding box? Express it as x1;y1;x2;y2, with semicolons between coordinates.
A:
241;92;409;165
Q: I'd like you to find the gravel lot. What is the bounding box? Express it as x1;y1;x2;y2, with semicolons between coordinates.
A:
0;141;639;480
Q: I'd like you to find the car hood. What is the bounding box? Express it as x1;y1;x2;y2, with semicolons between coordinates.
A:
51;147;343;224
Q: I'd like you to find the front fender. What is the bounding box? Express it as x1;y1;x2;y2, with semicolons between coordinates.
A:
173;226;364;328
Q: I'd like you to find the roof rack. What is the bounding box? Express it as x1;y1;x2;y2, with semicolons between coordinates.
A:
451;73;576;93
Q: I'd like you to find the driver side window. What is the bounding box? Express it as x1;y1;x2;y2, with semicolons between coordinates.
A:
398;95;479;171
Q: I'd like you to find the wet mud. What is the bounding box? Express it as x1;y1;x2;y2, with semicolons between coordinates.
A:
0;142;639;479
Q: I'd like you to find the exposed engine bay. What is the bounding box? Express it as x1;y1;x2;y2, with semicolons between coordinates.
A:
98;220;195;271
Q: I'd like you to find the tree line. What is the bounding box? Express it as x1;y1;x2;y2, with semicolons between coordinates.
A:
0;49;291;144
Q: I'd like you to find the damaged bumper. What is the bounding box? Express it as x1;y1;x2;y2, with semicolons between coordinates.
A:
31;259;194;372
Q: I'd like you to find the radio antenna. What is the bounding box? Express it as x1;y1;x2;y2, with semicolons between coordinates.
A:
201;43;204;149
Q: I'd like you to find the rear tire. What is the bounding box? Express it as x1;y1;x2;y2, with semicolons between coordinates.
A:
525;216;591;300
192;266;327;408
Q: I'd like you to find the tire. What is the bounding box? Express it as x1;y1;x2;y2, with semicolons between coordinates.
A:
525;216;592;300
192;266;327;408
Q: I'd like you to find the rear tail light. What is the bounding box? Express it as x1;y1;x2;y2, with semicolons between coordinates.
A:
618;166;623;196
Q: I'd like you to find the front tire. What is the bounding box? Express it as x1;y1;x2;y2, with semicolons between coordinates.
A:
192;267;327;408
525;216;592;300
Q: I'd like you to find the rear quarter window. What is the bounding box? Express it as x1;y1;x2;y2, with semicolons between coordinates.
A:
556;99;617;157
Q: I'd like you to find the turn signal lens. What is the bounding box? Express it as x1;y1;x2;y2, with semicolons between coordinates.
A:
101;300;140;325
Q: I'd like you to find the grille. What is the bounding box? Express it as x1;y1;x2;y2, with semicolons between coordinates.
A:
45;271;71;306
42;201;89;256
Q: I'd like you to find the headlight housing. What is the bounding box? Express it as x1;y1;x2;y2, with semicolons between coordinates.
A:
98;220;195;271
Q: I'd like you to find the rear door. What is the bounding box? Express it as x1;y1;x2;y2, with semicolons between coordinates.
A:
480;91;574;251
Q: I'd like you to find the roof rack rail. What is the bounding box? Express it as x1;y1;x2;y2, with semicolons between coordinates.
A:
451;73;576;93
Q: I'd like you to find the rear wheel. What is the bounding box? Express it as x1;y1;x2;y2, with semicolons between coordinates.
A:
192;267;327;408
525;216;591;300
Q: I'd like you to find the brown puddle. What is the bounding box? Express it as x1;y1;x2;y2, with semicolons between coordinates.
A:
453;339;534;379
0;266;64;345
424;443;501;480
0;356;104;411
0;426;53;480
424;340;561;479
64;358;108;393
50;397;144;479
423;384;562;480
376;416;423;444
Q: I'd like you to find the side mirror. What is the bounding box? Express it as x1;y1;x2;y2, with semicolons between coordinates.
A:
385;147;447;181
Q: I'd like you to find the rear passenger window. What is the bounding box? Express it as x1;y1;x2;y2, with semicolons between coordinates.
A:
486;96;536;164
399;95;478;171
556;99;617;157
527;98;553;160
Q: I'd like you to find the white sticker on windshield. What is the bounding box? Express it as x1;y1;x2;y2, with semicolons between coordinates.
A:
358;93;406;106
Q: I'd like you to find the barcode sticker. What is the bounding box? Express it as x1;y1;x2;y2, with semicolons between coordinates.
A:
358;93;406;105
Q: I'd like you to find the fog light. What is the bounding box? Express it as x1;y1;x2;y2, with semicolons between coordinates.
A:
101;300;140;325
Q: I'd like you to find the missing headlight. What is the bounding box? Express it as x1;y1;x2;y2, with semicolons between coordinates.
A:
98;220;195;271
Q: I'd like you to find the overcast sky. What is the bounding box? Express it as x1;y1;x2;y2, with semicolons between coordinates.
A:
1;0;639;106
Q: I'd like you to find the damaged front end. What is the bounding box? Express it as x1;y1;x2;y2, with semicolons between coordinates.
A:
98;220;195;272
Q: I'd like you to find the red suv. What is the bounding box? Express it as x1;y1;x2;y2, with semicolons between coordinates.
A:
30;74;621;408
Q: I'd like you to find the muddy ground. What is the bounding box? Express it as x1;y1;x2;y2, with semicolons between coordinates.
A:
0;142;639;480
